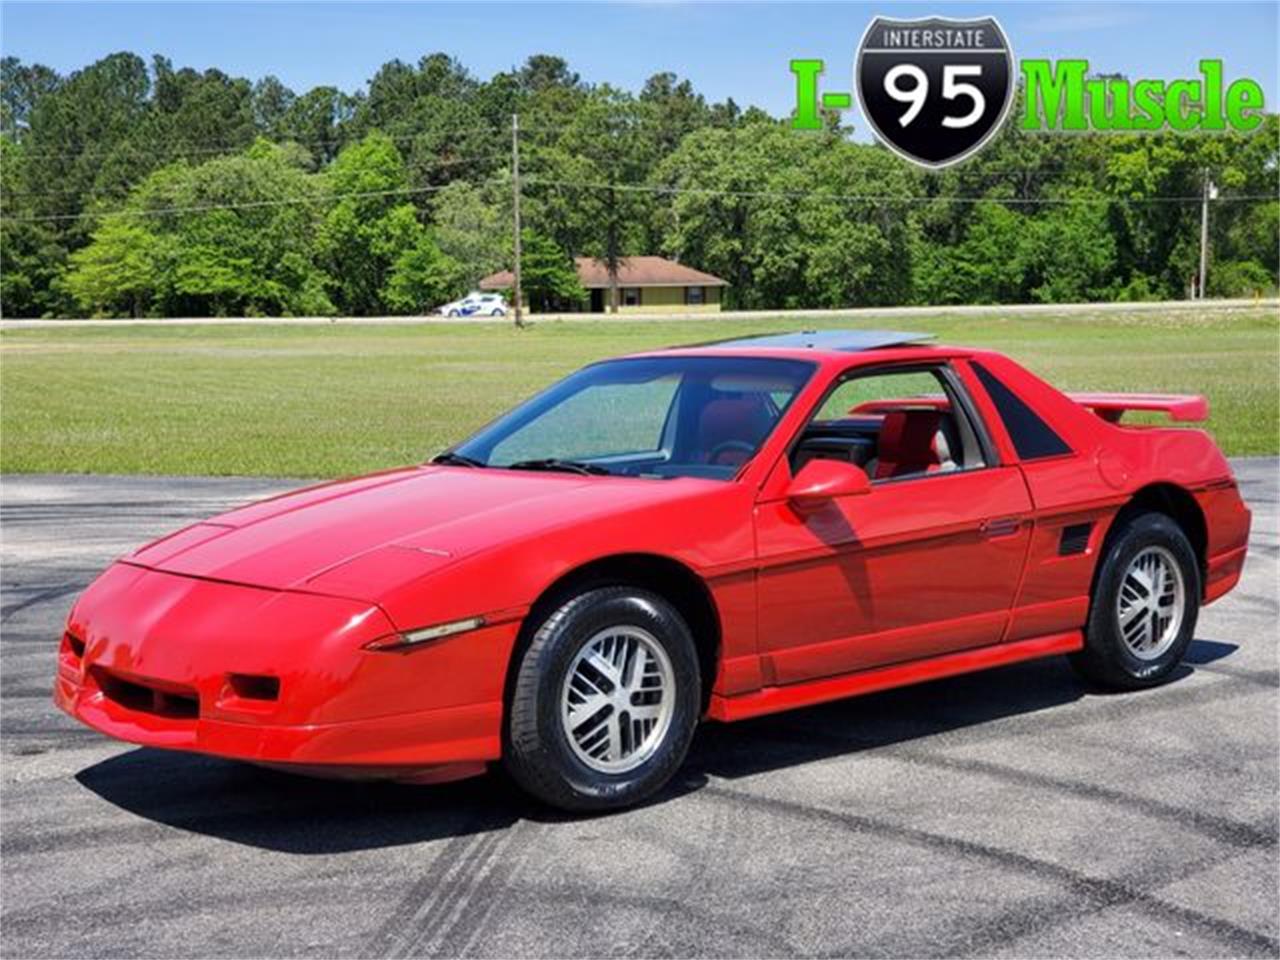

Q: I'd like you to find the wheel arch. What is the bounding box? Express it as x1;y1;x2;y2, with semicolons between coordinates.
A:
504;553;723;715
1103;482;1208;587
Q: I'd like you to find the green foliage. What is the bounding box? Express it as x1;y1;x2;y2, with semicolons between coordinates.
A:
432;180;510;289
1209;259;1277;298
318;133;421;313
384;231;463;313
520;230;586;312
656;123;918;308
1;140;69;317
63;218;162;316
313;132;473;313
1;51;1276;318
1027;202;1118;303
61;140;333;317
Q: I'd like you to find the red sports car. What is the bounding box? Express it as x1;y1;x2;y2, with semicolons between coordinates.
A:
55;331;1250;810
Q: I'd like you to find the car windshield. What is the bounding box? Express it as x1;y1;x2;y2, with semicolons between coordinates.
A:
448;355;815;480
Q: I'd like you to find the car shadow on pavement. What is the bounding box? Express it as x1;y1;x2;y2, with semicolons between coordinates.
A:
684;654;1094;781
75;748;540;853
1182;638;1241;665
75;641;1233;853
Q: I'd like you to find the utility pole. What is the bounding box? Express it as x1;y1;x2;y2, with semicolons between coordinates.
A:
512;113;524;328
1198;168;1216;300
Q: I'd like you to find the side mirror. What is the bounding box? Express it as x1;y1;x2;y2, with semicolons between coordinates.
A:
786;459;872;509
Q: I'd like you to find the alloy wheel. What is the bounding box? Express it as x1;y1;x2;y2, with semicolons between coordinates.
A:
1116;545;1186;660
560;626;675;774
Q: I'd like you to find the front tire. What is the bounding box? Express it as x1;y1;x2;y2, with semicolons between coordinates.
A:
505;587;700;812
1071;511;1200;689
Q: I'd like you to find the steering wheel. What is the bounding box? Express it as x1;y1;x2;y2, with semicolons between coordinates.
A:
707;439;755;466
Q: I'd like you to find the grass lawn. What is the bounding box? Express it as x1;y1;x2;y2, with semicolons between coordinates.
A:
2;306;1276;477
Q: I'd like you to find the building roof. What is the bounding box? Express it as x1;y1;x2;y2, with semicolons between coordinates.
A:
478;256;728;291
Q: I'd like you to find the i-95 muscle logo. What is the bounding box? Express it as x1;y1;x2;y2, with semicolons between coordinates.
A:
854;16;1014;169
788;13;1266;167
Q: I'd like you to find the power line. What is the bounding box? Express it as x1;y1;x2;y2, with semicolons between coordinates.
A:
6;119;1195;187
6;175;1273;225
2;180;502;223
0;151;511;201
521;177;1278;205
4;112;762;164
4;130;513;164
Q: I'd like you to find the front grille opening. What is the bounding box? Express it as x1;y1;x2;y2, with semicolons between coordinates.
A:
227;673;280;702
93;668;199;719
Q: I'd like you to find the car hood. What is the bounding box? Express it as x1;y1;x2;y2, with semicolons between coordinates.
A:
127;466;700;596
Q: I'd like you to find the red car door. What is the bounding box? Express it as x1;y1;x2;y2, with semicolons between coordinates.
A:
752;365;1033;685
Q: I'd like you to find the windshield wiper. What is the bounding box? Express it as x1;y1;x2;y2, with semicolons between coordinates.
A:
506;458;612;476
431;451;487;468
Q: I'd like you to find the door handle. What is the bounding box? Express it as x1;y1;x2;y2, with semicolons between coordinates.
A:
980;517;1021;538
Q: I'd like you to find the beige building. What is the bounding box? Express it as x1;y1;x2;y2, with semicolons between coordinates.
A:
479;256;728;314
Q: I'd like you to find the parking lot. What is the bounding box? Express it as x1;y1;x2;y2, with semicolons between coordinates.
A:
2;462;1276;958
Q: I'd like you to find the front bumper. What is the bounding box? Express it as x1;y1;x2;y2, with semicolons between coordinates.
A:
54;672;501;771
55;563;520;778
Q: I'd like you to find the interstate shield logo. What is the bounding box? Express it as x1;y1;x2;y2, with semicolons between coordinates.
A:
855;16;1014;168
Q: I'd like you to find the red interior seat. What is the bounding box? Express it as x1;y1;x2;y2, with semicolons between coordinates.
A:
874;409;954;479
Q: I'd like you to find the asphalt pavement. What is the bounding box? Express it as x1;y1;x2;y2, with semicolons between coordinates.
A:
1;463;1277;958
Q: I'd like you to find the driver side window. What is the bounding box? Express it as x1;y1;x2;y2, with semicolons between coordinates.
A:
793;366;989;482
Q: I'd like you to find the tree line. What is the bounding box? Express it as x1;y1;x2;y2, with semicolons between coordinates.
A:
1;51;1276;318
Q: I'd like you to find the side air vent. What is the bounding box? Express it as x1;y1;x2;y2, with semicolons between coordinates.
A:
1059;522;1093;556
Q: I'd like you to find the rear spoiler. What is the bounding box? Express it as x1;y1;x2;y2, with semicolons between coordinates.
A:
1067;392;1208;423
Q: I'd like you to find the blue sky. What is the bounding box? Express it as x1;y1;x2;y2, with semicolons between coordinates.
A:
2;1;1276;137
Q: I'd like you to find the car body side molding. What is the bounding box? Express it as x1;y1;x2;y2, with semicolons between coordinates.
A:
706;630;1083;722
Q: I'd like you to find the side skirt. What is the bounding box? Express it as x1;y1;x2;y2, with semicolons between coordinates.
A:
707;630;1083;723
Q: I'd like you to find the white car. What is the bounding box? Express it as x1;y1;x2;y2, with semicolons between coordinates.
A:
437;292;508;317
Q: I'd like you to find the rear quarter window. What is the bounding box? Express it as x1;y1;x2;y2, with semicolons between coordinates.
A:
971;362;1072;461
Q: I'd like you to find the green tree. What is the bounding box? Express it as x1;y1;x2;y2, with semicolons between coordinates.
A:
655;121;915;308
278;86;355;168
64;140;332;317
251;75;295;134
19;52;151;234
347;53;500;190
915;203;1029;305
432;180;510;288
520;230;584;312
0;138;69;317
63;217;163;317
0;56;60;139
1026;201;1118;302
384;230;463;313
318;133;419;313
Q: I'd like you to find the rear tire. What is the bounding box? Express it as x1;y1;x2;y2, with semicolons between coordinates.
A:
505;587;700;812
1071;511;1200;689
